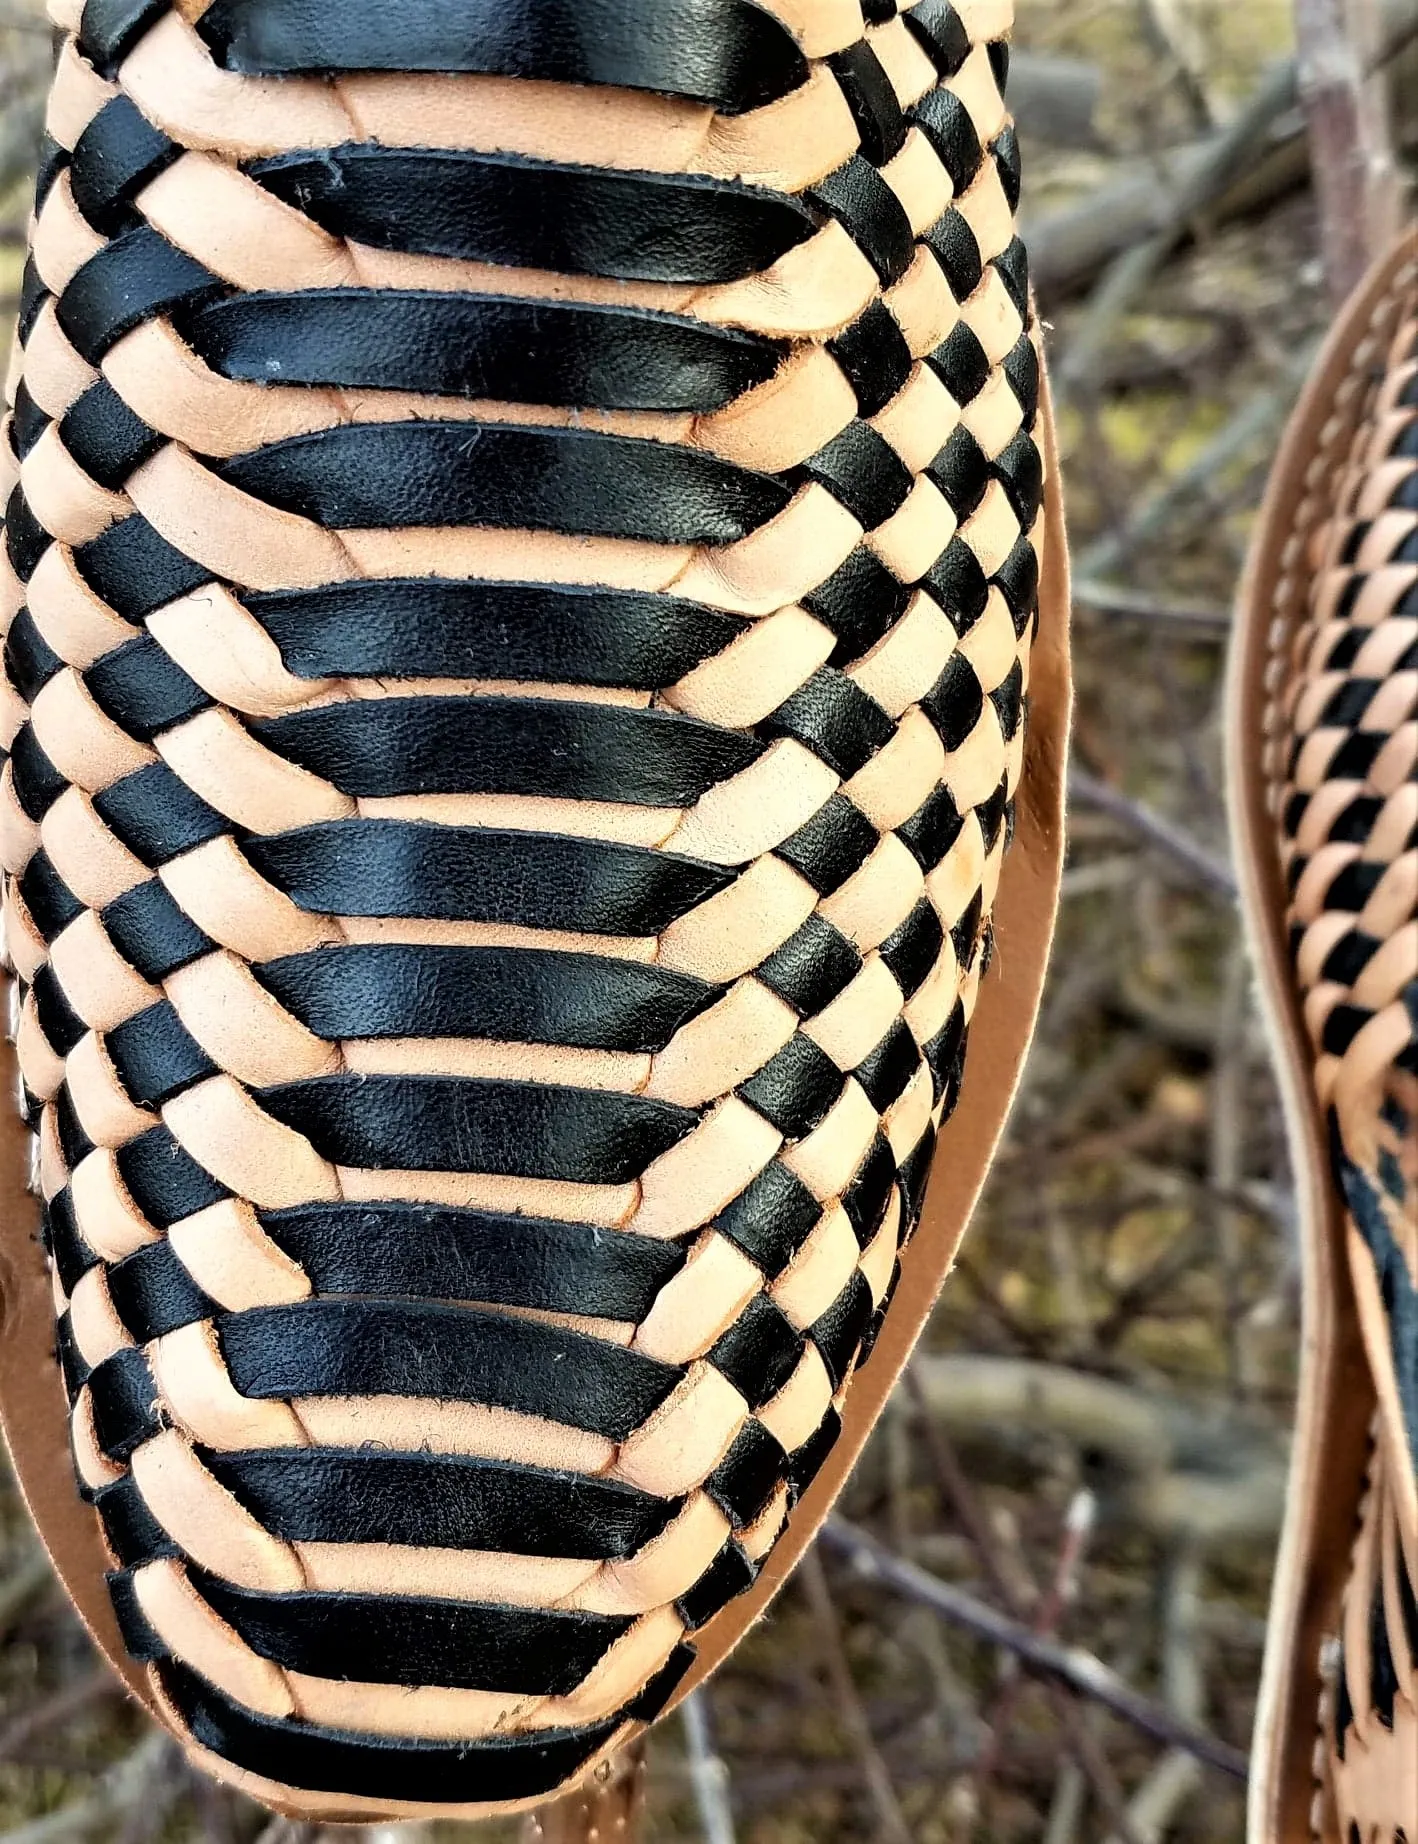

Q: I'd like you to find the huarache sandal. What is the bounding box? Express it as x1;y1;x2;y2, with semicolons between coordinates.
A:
0;0;1070;1822
1230;227;1417;1844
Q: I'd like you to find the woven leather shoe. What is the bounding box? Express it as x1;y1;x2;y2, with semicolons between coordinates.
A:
1231;229;1417;1844
1;0;1069;1820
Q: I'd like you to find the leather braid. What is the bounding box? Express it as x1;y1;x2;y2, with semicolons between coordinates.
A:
2;0;1045;1818
1258;255;1416;1844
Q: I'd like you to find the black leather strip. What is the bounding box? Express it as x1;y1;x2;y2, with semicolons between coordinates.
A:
84;634;211;740
990;658;1024;743
993;125;1023;213
251;695;762;805
44;1188;96;1296
57;227;226;367
107;1569;166;1662
74;515;211;623
254;944;715;1053
106;1238;218;1343
249;146;817;284
853;1018;920;1110
925;534;990;633
703;1419;786;1525
923;1000;966;1105
255;1074;696;1183
93;1474;181;1566
187;1567;631;1695
92;762;230;865
78;0;167;73
923;207;983;303
106;1000;218;1107
841;1134;896;1247
4;486;48;582
33;134;66;215
762;668;896;777
793;421;914;529
4;607;61;704
712;1161;822;1280
879;900;945;1000
159;1659;621;1802
215;421;790;546
9;724;65;821
911;88;984;195
755;913;863;1018
54;1084;95;1173
708;1293;802;1408
101;878;214;983
904;0;972;76
808;548;914;668
995;532;1041;634
244;578;747;690
68;96;179;235
787;1404;841;1498
9;379;50;460
18;852;82;942
244;821;734;934
625;1642;696;1722
59;380;163;493
117;1127;230;1227
738;1034;844;1138
807;158;914;287
928;320;991;406
775;795;879;895
259;1201;685;1320
678;1540;756;1631
178;290;783;413
202;1447;681;1557
217;1298;682;1439
828;42;910;165
828;301;914;419
199;0;807;111
994;429;1044;527
810;1270;874;1389
994;238;1031;319
1004;332;1041;422
86;1346;161;1461
922;650;984;753
56;1311;89;1399
927;423;991;519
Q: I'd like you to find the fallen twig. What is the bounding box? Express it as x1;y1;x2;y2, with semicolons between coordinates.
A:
820;1521;1250;1781
1072;580;1232;635
909;1353;1288;1546
1068;769;1235;899
682;1690;737;1844
903;1387;1141;1841
1295;0;1405;300
800;1549;913;1844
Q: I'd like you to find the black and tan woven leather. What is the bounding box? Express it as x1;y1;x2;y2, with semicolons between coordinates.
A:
1;0;1048;1818
1237;235;1416;1844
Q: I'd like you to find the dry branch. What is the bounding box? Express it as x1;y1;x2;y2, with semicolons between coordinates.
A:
820;1521;1251;1781
908;1354;1288;1546
1295;0;1405;299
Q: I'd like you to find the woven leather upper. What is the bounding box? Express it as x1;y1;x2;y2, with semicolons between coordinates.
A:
1;0;1045;1815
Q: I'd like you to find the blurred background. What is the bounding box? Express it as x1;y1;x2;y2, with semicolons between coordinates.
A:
1;1;1414;1839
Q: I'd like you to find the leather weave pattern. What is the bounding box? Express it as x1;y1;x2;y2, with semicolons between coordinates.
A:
1;0;1043;1816
1260;260;1417;1844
